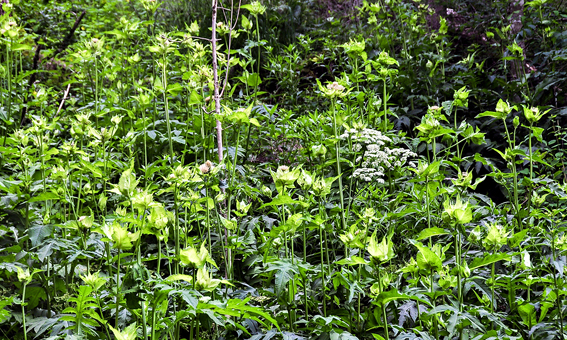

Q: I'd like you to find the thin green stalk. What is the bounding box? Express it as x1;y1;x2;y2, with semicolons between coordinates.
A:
502;118;520;229
162;54;174;161
551;228;565;339
174;184;180;275
115;248;121;327
383;78;388;132
456;232;463;312
318;201;327;317
431;271;439;340
491;260;495;315
7;41;12;127
331;98;346;230
302;208;308;318
157;239;162;277
377;266;389;340
255;15;261;103
141;301;148;340
22;282;27;340
94;55;99;129
319;221;326;317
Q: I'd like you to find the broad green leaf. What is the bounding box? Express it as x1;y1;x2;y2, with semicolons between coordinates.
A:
336;256;369;266
29;192;60;203
416;227;448;241
29;224;54;247
509;229;529;249
367;230;394;263
373;288;430;307
259;194;307;209
109;323;138;340
265;260;298;297
518;302;536;327
165;274;193;284
414;242;442;273
476;110;507;120
189;90;202;105
469;253;511;270
246;73;262;87
11;43;32;51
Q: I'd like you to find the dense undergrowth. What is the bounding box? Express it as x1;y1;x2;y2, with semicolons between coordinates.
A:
1;0;567;339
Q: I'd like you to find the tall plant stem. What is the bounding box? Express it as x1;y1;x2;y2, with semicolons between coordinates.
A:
94;55;99;129
157;239;162;276
141;301;148;340
491;260;496;315
331;98;346;230
115;249;121;327
383;78;388;132
303;216;308;318
211;0;224;165
502;118;521;229
174;184;180;275
161;54;174;161
377;266;389;340
7;42;12;129
431;271;439;340
455;231;463;312
551;228;566;339
255;15;261;104
22;282;27;340
318;201;327;317
319;221;327;317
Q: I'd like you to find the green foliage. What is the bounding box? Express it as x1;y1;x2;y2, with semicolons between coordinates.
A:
1;0;567;339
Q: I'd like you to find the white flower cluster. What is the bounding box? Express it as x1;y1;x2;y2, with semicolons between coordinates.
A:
352;168;385;183
340;128;392;152
344;128;416;182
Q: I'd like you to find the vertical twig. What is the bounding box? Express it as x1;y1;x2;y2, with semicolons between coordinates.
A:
211;0;223;165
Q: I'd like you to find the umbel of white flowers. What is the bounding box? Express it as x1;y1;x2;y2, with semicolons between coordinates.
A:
340;128;416;183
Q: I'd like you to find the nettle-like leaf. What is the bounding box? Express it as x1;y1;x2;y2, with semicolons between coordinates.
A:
60;285;103;335
264;259;298;297
398;300;419;327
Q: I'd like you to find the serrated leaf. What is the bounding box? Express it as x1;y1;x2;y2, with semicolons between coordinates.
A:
265;260;298;297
